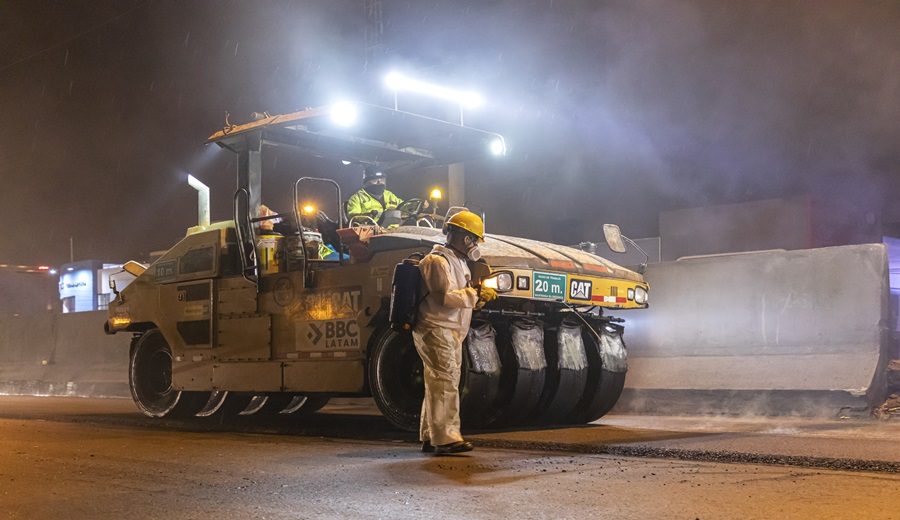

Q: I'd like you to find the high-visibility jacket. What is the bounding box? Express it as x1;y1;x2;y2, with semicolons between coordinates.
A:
345;188;403;221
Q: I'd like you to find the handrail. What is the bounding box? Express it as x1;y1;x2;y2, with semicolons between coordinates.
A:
233;188;258;287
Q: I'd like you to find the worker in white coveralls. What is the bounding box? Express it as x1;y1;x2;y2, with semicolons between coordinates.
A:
415;210;497;454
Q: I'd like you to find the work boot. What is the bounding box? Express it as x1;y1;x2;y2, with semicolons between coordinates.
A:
421;441;435;453
434;441;473;454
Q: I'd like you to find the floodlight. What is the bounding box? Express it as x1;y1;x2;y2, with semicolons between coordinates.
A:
489;137;507;156
330;101;358;127
383;72;484;109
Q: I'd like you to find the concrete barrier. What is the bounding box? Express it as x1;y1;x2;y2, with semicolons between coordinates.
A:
0;311;130;397
616;244;893;416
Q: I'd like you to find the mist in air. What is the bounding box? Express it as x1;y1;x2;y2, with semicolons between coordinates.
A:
0;0;898;264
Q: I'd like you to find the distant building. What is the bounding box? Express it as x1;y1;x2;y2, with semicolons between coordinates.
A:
58;260;134;313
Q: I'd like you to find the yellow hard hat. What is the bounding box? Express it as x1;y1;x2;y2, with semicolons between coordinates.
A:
445;210;485;240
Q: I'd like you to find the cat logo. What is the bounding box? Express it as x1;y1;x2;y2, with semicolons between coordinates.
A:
569;278;592;300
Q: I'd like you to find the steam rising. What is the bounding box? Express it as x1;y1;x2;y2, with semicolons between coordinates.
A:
1;0;898;267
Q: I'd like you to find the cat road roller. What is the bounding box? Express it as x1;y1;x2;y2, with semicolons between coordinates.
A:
105;102;649;430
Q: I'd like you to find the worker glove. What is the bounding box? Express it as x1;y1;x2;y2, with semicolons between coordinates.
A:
479;286;498;304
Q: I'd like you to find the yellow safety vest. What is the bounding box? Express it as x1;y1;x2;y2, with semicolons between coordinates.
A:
346;188;403;221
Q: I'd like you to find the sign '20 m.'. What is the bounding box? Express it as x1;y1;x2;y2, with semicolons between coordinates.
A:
532;271;566;300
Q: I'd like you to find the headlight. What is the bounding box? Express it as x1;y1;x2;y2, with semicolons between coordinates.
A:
634;286;648;304
483;272;513;292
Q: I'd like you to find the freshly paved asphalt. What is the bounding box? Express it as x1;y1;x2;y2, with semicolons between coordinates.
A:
1;396;898;519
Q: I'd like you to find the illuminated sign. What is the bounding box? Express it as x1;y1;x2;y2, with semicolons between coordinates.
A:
58;260;102;313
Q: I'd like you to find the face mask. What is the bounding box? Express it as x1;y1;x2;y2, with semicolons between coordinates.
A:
464;236;482;261
365;184;385;197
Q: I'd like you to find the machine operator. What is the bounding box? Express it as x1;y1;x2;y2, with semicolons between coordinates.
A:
345;166;403;223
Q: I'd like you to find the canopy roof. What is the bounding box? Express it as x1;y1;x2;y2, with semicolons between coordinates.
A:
208;103;504;168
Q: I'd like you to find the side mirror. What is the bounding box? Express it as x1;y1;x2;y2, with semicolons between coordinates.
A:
603;224;627;254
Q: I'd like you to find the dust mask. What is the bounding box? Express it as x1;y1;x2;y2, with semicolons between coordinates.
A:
365;183;386;198
464;236;482;262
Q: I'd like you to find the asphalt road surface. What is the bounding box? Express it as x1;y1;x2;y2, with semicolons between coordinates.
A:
0;396;898;519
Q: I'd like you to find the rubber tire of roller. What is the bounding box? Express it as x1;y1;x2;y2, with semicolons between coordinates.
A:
533;326;588;425
129;328;210;419
571;328;627;423
219;392;256;416
458;339;500;430
289;395;331;417
368;328;423;432
579;369;626;423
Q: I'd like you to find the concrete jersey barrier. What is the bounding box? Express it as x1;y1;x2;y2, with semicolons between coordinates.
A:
616;243;892;416
0;311;130;396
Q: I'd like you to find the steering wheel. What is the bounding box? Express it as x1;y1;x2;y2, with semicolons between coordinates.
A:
397;198;426;216
348;215;378;228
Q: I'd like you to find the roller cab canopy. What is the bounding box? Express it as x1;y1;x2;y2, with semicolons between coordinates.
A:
207;103;505;169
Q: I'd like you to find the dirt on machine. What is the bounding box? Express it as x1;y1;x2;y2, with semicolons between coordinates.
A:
104;102;650;430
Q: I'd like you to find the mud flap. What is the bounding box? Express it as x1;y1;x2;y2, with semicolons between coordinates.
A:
490;319;547;426
535;320;589;425
460;321;501;429
571;325;628;423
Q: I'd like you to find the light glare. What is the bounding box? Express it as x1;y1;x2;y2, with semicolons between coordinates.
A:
383;72;484;109
330;101;358;127
489;137;506;156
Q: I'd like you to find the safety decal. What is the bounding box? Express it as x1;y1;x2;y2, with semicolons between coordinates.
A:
532;271;566;300
296;287;362;321
569;278;592;300
155;260;176;281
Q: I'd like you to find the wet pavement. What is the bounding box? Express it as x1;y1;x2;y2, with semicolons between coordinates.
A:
1;395;899;471
0;396;899;518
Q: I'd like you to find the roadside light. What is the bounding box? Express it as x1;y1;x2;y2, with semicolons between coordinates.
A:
49;269;57;275
489;137;506;156
330;101;358;127
384;71;484;109
429;188;443;201
301;203;317;216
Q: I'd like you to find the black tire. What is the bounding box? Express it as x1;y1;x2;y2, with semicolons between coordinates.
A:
284;395;330;417
368;328;423;432
129;329;209;418
219;392;255;416
252;393;297;416
459;321;502;429
571;329;627;423
487;319;546;427
534;320;589;425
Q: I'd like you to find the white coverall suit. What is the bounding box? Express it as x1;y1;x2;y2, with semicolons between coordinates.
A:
413;244;479;446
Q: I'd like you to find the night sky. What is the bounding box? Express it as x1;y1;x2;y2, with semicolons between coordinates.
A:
2;0;899;269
